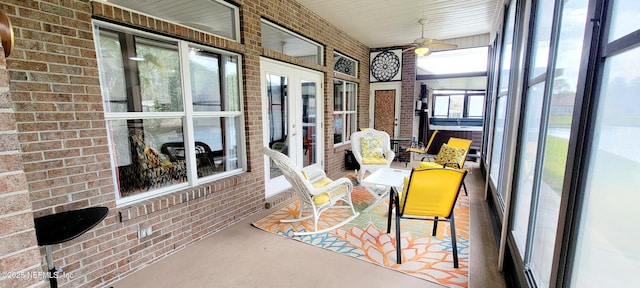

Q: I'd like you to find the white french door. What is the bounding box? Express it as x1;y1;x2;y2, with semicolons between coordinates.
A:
260;58;324;198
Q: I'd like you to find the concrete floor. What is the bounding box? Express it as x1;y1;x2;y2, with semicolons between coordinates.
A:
110;159;506;288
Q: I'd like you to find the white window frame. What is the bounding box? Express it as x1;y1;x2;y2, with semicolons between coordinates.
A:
333;79;357;146
93;21;246;206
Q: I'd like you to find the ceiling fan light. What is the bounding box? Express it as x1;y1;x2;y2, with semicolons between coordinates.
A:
414;46;430;56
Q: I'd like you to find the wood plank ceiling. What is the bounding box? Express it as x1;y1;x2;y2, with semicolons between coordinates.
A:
295;0;502;49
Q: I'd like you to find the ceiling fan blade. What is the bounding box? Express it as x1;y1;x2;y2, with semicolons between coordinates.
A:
402;46;416;53
428;42;458;49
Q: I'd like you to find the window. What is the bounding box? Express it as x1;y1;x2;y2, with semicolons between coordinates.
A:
489;0;517;199
417;46;489;75
95;23;244;205
432;90;485;120
333;52;358;77
261;19;324;65
105;0;239;41
333;80;357;145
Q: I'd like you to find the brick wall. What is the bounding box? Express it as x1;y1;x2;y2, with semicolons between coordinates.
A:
1;0;372;287
0;26;47;288
400;50;417;138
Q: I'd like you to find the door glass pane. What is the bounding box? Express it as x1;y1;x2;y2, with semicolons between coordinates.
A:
608;0;640;42
570;47;640;288
512;82;545;254
266;74;288;178
530;0;589;285
302;81;317;167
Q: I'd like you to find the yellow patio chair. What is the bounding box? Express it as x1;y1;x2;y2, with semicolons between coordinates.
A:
419;137;472;195
405;130;439;161
386;167;467;267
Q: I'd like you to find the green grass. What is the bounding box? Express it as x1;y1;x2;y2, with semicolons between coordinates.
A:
541;135;569;192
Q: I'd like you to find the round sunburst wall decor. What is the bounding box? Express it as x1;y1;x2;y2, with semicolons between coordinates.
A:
370;50;400;82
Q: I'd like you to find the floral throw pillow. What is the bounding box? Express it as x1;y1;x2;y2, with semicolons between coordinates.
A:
361;135;384;159
434;143;466;168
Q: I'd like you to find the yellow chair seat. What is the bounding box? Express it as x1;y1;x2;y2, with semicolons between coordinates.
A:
362;157;388;164
311;177;346;205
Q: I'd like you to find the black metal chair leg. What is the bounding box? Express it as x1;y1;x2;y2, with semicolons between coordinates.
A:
432;216;438;236
395;201;402;264
386;188;394;233
463;181;468;196
450;212;459;268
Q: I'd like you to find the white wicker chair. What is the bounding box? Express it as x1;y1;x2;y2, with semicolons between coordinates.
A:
350;128;395;182
263;147;359;236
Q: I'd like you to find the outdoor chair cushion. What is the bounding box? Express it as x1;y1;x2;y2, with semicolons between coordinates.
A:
420;143;466;169
361;135;384;159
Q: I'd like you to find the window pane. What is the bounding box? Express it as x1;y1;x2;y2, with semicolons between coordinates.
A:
222;116;241;171
346;112;356;142
109;118;186;197
490;96;507;187
334;80;344;111
449;95;464;118
106;0;238;41
261;20;322;65
224;55;241;111
512;82;545;254
346;82;357;111
608;0;640;42
194;117;224;177
512;0;555;258
498;2;517;94
190;49;221;112
529;0;555;79
136;38;183;112
468;95;485;117
530;0;589;285
434;96;449;117
97;30;128;113
333;114;344;144
570;47;640;288
417;46;488;75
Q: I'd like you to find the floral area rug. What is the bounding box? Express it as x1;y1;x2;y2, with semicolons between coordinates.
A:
252;175;470;288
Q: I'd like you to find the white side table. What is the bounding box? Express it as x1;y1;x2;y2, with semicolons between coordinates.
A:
360;168;411;210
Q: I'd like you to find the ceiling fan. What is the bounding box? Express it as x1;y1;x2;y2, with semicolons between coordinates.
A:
404;18;457;56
